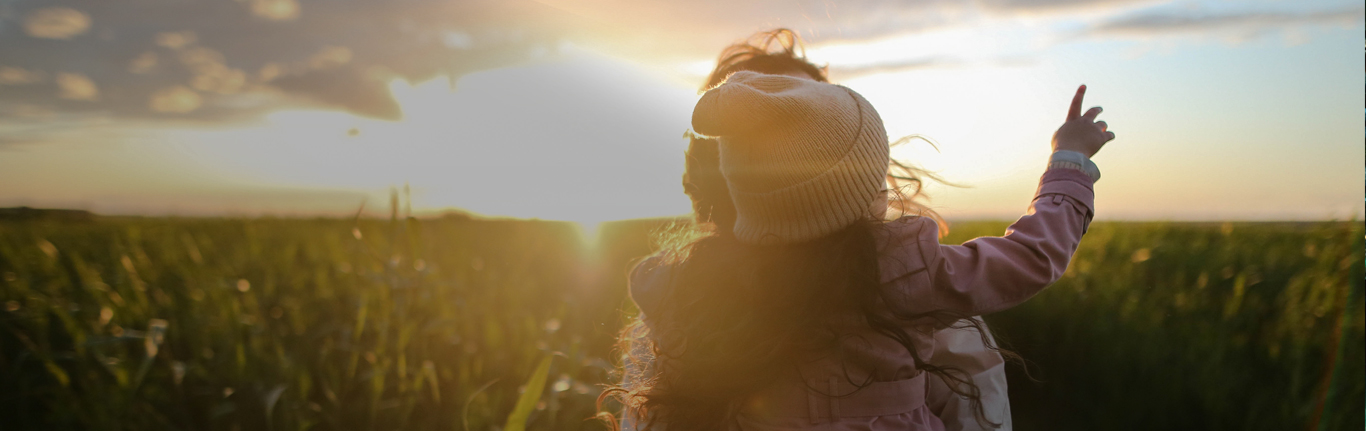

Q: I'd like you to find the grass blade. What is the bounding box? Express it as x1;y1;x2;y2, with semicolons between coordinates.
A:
504;355;552;431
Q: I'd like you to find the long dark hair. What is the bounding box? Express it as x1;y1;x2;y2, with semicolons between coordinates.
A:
599;29;1006;431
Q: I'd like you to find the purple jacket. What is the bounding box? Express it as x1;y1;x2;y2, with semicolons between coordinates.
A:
627;167;1096;431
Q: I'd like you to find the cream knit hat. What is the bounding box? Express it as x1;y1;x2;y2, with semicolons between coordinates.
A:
692;71;890;245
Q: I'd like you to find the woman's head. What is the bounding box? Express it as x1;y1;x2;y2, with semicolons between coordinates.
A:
683;29;948;238
692;71;890;245
684;29;828;234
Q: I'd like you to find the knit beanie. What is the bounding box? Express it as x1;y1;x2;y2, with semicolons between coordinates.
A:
691;71;890;245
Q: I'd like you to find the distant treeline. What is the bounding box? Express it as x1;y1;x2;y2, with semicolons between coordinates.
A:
0;207;96;222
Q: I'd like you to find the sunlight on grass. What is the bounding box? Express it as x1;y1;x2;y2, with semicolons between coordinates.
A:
573;219;606;251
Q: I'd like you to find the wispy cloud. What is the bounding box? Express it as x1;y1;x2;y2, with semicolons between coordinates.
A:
23;7;91;39
974;0;1165;14
829;57;965;79
1088;5;1364;38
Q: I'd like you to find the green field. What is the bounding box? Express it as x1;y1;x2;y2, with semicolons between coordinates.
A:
1;214;1361;430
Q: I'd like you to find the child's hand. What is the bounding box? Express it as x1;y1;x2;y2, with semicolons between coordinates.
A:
1051;85;1115;158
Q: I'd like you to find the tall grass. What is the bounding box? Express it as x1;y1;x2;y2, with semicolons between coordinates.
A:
949;221;1365;430
0;212;639;431
1;214;1360;430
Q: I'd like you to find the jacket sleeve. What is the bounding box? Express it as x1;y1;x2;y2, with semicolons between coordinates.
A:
899;167;1095;316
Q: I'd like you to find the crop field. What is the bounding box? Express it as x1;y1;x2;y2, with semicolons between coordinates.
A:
0;214;1361;431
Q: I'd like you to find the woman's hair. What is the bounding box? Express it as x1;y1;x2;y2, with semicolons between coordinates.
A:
599;28;999;431
702;28;828;90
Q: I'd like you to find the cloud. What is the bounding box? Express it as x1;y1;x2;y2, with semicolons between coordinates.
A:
177;47;248;94
191;68;247;95
0;66;45;85
1089;6;1365;38
443;32;475;50
258;63;284;82
149;86;203;113
56;73;98;101
2;0;1353;136
250;0;301;21
828;57;965;79
308;46;353;70
974;0;1162;14
164;49;699;220
531;0;970;60
156;31;197;50
0;108;117;148
270;66;403;120
0;0;573;124
23;7;91;39
0;0;1118;129
127;52;158;74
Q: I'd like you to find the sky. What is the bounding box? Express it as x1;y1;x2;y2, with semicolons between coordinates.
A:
0;0;1362;228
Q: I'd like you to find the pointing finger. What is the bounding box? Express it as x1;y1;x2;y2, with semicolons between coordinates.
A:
1083;106;1103;121
1068;85;1086;120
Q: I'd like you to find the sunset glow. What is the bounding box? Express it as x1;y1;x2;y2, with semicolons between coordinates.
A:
0;0;1360;222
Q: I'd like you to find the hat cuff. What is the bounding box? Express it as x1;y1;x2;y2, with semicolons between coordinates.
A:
730;153;886;245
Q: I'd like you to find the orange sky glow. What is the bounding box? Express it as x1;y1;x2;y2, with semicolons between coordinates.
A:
0;0;1362;227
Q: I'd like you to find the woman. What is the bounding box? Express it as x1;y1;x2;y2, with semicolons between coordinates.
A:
651;29;1012;430
601;29;1109;431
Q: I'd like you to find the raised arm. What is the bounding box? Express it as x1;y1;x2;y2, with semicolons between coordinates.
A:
919;168;1095;315
880;85;1114;317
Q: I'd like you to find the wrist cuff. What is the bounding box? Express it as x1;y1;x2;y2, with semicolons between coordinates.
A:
1049;150;1101;182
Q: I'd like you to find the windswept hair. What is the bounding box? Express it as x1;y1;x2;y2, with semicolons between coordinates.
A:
702;28;828;90
599;28;1002;431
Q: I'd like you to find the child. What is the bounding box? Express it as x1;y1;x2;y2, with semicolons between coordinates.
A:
605;46;1111;431
675;29;1016;430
